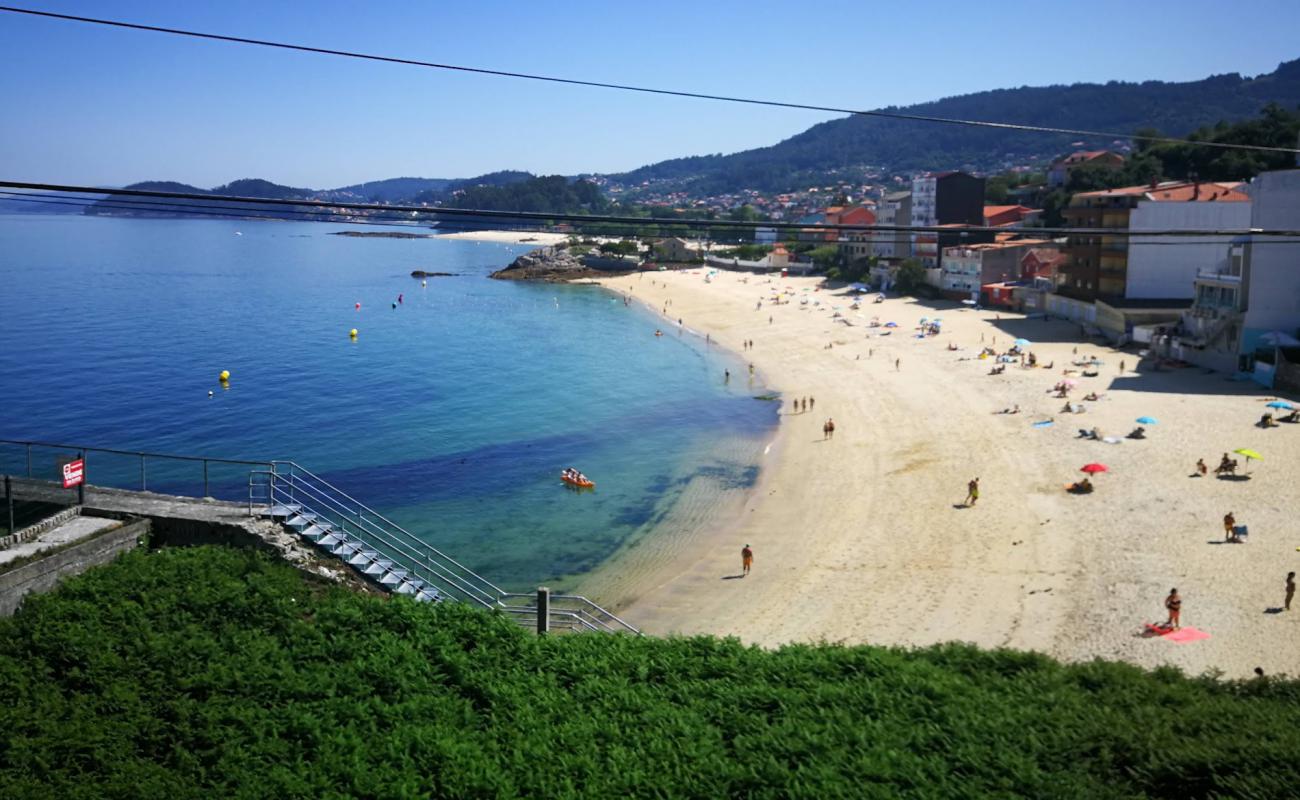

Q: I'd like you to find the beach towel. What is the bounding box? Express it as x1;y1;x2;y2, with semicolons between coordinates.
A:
1143;623;1211;643
1102;437;1123;444
1032;420;1053;428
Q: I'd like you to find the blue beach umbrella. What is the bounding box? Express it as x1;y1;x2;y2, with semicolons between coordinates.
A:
1266;401;1294;410
1014;338;1032;347
1136;416;1158;425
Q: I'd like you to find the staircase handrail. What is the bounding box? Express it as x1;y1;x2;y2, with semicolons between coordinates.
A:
261;470;499;607
271;461;508;600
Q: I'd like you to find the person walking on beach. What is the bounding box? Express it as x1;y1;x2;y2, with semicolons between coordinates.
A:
1285;571;1295;612
965;477;980;507
741;544;753;577
1224;511;1236;542
1195;458;1208;477
1165;588;1182;629
809;397;815;411
895;358;901;371
1119;360;1126;374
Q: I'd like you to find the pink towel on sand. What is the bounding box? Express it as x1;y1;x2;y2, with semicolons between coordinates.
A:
1161;626;1211;644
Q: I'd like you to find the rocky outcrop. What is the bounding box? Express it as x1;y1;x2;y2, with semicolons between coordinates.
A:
490;247;621;282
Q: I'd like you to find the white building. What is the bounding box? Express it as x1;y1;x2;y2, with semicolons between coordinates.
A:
1125;192;1252;300
1170;170;1300;382
872;191;912;261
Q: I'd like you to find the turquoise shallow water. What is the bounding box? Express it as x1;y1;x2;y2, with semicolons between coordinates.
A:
0;214;775;590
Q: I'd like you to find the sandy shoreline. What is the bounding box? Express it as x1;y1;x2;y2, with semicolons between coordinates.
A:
433;229;569;245
590;269;1298;679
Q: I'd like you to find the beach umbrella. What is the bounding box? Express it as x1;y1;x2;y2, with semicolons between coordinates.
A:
1266;401;1294;410
1136;416;1158;425
1080;463;1109;474
1014;338;1032;347
1233;448;1263;473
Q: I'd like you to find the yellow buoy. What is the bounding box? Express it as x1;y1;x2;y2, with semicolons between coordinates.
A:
349;328;358;338
219;369;230;382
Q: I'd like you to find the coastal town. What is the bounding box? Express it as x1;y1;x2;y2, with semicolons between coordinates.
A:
4;3;1300;795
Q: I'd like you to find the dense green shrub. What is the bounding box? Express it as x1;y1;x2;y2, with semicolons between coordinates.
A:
1;548;1297;798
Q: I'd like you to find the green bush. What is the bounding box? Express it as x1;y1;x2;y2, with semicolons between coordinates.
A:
1;547;1297;798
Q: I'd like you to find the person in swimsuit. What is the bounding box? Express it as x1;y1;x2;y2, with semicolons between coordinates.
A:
1165;588;1182;629
741;544;753;577
965;477;980;507
1286;572;1296;612
1224;512;1236;542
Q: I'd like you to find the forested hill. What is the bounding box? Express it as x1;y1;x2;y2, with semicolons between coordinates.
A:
614;59;1300;194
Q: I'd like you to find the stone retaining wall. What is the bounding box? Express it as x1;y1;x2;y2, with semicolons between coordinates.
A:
0;518;150;616
0;505;81;550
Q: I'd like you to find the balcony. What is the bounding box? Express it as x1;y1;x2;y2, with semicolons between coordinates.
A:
1196;268;1242;284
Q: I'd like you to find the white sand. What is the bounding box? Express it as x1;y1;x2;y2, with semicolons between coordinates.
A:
589;269;1299;679
434;230;570;245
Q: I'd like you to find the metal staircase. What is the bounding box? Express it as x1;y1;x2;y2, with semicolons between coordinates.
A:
249;462;638;634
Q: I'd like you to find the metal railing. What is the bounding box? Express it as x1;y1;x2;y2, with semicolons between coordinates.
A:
250;461;639;635
1;439;638;634
0;438;271;499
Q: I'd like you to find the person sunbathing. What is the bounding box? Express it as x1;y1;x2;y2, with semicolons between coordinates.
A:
1083;392;1100;401
1260;413;1278;428
1128;426;1146;439
1067;478;1094;494
1284;410;1300;423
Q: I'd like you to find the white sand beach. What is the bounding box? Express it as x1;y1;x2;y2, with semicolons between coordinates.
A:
434;230;570;245
589;269;1299;679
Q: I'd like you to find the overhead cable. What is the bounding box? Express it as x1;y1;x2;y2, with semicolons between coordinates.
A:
3;182;1298;239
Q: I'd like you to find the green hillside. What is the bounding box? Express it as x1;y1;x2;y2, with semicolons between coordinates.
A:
1;547;1297;798
617;59;1300;194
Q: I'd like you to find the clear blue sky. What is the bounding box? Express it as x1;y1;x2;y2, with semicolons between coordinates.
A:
2;0;1298;189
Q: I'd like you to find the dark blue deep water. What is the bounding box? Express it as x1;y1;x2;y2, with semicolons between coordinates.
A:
0;215;776;590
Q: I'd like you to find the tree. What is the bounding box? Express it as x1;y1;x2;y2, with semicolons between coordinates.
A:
894;258;926;295
985;176;1010;204
807;245;841;271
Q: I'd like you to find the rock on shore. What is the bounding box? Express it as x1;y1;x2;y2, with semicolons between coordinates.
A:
489;247;613;282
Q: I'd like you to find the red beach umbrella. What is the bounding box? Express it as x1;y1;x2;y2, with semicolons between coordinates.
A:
1080;463;1109;474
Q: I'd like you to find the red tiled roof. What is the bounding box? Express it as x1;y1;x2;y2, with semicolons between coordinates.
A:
1075;181;1247;201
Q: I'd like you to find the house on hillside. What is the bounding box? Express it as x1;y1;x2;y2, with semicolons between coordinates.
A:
983;205;1041;228
1047;150;1125;188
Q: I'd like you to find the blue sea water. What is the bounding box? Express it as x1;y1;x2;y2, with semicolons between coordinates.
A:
0;214;776;591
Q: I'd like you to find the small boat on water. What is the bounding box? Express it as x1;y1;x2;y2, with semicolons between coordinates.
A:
561;469;595;489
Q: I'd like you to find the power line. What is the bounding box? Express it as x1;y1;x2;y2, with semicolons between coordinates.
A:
4;193;1294;248
3;184;1298;242
3;4;1297;157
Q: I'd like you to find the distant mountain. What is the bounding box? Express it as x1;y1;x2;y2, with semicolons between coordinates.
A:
614;59;1300;194
320;177;453;203
84;178;323;219
411;170;536;204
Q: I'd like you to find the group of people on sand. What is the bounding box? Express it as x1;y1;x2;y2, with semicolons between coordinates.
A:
1213;452;1241;476
792;396;815;413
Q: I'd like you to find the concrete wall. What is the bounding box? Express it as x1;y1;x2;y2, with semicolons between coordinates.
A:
1126;201;1251;299
1244;170;1300;338
0;518;149;616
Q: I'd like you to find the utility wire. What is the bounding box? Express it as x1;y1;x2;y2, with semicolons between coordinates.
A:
3;193;1292;248
3;5;1297;156
3;183;1297;240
